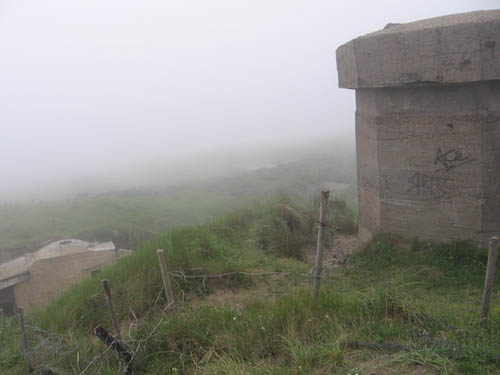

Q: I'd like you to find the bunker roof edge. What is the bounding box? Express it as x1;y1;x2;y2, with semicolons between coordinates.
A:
336;10;500;89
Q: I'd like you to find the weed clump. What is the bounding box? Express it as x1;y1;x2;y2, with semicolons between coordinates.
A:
327;198;358;234
254;195;358;260
254;199;313;260
429;239;488;268
407;238;495;285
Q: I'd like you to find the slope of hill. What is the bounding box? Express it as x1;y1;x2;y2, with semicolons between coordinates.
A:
0;152;356;261
1;200;499;375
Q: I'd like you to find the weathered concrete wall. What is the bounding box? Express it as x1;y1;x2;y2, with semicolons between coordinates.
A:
0;287;16;315
356;81;500;242
337;10;500;244
14;249;127;311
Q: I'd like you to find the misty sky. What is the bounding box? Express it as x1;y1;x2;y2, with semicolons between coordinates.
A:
0;1;498;201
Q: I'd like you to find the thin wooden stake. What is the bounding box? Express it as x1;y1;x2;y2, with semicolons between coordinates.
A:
313;190;329;299
481;237;499;323
101;280;123;343
17;306;33;374
157;249;175;309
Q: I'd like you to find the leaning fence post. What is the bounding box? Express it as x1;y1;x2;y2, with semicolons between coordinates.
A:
481;237;499;323
17;306;33;374
101;280;123;343
157;249;175;309
94;325;133;374
313;190;330;299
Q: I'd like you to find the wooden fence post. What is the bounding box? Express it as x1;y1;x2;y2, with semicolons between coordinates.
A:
313;190;329;299
94;325;133;374
157;249;175;309
481;236;499;323
101;280;123;343
17;306;33;374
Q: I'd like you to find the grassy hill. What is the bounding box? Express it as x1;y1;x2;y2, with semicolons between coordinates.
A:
1;199;500;374
0;153;356;260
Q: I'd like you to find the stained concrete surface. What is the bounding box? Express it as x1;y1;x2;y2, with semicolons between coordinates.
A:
337;11;500;244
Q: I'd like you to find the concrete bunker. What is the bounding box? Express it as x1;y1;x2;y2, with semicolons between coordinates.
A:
336;10;500;244
0;239;131;313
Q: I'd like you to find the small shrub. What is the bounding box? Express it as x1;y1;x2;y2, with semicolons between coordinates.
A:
255;216;307;260
255;202;312;260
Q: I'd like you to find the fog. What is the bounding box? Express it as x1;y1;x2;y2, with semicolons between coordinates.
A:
0;0;497;202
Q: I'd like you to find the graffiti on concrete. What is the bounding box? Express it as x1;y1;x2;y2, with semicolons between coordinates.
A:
405;146;474;199
434;147;476;172
406;172;449;199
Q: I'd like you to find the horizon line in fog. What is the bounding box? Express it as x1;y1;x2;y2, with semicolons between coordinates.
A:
0;136;355;204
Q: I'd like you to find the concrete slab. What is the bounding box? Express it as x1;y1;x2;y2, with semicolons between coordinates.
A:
337;10;500;88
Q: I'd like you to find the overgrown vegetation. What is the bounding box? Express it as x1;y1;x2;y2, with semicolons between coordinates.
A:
2;202;500;374
255;199;314;260
0;155;356;260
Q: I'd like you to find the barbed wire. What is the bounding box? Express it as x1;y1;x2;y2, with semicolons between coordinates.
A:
169;270;312;279
17;267;328;374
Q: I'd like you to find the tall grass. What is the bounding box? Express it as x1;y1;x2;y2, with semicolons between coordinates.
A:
0;154;356;259
4;205;500;374
254;196;358;260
